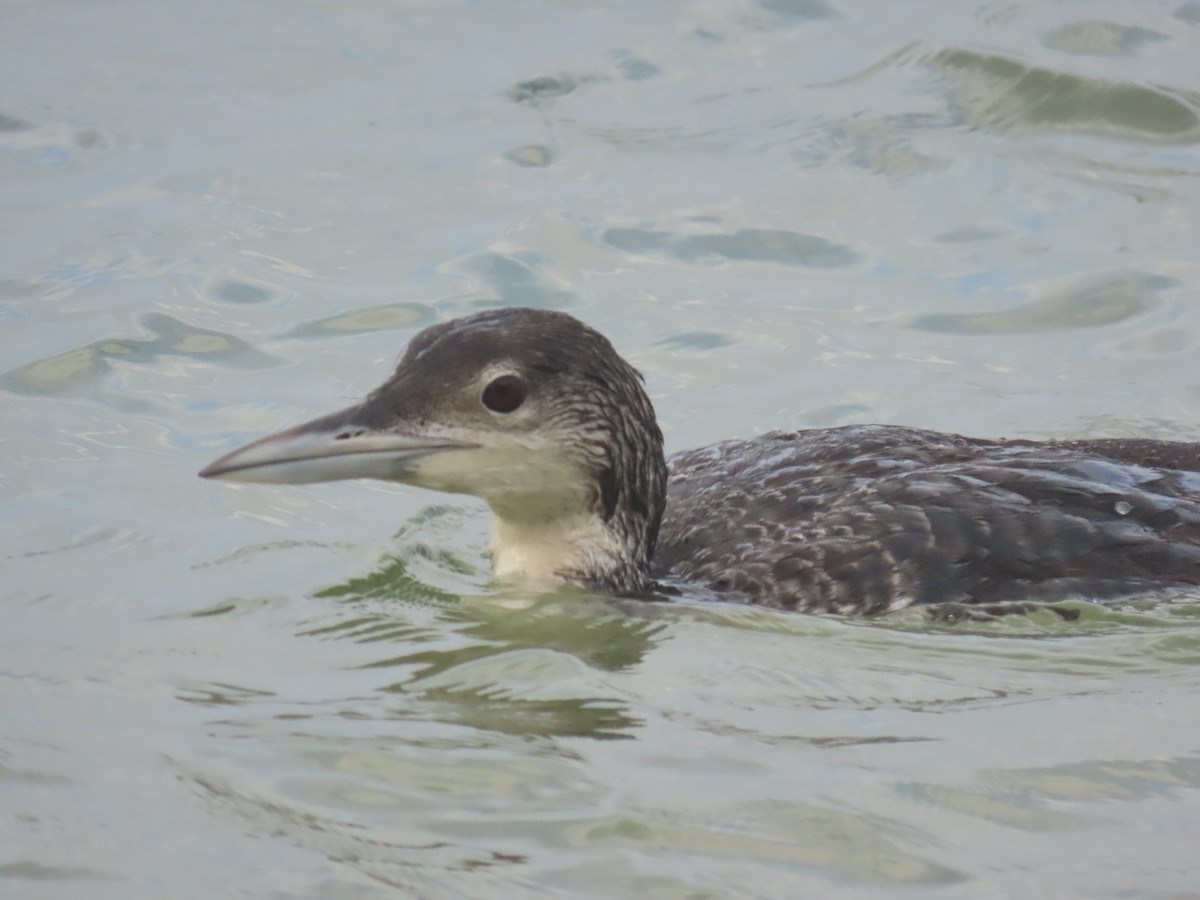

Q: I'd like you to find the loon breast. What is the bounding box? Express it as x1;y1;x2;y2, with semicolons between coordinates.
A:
655;425;1200;614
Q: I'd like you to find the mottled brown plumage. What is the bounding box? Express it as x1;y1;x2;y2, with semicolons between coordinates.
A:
657;426;1200;613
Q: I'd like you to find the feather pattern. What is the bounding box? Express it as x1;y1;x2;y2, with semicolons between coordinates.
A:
656;426;1200;612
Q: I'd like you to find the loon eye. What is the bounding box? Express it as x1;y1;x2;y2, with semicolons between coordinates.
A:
481;374;526;414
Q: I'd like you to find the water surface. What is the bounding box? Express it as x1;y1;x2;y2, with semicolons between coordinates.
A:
3;1;1200;896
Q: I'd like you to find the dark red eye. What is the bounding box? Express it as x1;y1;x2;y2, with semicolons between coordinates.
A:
481;375;526;414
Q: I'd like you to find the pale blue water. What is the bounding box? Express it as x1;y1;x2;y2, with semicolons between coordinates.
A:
3;1;1200;897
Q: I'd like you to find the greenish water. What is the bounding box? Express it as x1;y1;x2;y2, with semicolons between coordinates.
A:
3;1;1200;897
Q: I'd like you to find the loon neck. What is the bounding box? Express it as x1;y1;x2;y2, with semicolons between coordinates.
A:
484;453;666;595
489;506;647;593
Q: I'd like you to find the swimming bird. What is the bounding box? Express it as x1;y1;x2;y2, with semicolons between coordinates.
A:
200;307;1200;614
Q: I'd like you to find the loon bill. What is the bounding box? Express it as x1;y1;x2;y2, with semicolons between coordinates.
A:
200;307;1200;614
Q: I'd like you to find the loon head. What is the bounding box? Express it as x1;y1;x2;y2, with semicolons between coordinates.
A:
200;308;667;593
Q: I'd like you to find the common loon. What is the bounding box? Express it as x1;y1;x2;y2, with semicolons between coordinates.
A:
200;307;1200;614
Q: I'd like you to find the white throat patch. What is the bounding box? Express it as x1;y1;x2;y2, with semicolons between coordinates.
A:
489;509;623;588
408;437;620;588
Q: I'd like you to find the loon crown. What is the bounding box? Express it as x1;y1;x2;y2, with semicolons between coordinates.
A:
202;307;1200;614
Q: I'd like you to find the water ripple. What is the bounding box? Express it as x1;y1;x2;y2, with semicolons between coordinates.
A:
929;47;1200;142
909;271;1175;335
1;314;278;401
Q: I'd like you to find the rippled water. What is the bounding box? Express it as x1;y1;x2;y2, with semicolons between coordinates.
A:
3;1;1200;896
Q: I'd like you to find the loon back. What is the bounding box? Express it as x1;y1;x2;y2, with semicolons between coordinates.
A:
200;307;1200;614
657;426;1200;614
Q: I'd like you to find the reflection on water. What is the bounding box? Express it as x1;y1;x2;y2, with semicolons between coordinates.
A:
905;754;1200;829
178;538;1200;894
604;226;863;268
930;47;1200;141
909;270;1174;335
306;546;665;740
556;804;964;886
287;302;433;339
1;312;277;403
